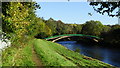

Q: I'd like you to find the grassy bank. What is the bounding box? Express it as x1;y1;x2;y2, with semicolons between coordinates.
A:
2;40;35;66
33;39;115;67
2;38;116;67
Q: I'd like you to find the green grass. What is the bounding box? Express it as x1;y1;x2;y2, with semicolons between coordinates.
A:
2;40;35;66
2;38;117;67
34;39;76;66
33;39;115;67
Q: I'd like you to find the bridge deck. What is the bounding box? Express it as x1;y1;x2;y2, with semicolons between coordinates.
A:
44;34;100;40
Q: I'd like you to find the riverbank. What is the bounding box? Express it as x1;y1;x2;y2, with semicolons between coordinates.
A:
33;39;115;67
2;39;116;67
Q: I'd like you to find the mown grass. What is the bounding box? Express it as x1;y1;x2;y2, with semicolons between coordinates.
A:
33;39;116;68
2;38;117;67
2;40;35;66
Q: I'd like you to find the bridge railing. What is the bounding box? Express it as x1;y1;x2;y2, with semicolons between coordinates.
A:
44;34;100;40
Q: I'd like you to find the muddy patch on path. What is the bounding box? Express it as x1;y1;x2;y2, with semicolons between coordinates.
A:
32;46;43;67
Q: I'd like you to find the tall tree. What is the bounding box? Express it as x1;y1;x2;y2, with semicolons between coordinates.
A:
82;20;104;36
2;2;40;42
89;1;120;17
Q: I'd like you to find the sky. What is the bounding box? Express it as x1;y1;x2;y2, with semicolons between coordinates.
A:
35;2;118;25
34;0;87;2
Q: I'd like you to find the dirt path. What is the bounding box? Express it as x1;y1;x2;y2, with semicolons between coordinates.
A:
32;46;43;67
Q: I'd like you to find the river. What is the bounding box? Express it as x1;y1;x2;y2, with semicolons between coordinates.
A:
57;41;120;67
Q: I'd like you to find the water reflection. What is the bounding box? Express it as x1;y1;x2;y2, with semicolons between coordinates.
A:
57;41;120;67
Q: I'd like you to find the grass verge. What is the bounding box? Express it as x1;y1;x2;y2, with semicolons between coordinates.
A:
2;40;35;66
33;39;116;68
2;38;117;67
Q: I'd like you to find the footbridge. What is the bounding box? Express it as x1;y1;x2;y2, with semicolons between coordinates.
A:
44;34;100;42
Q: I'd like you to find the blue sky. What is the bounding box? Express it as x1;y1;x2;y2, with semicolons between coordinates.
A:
35;2;118;25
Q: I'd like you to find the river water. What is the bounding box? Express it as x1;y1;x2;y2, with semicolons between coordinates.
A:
57;41;120;67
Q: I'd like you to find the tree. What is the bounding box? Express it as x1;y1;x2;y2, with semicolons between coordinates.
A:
81;20;104;36
63;24;73;34
102;25;111;33
27;17;52;38
111;24;120;30
101;25;120;45
74;24;83;33
56;20;66;35
2;2;30;41
67;24;82;34
2;2;40;42
89;1;120;17
45;18;57;35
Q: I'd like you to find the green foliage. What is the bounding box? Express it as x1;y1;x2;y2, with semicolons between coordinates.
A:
75;24;83;33
101;25;120;45
2;2;43;42
2;2;34;42
2;2;52;42
69;24;83;34
102;25;111;33
45;18;83;35
45;18;57;35
82;20;104;36
111;25;120;30
3;2;29;34
89;2;119;17
2;1;119;67
63;24;73;34
56;20;66;34
27;17;52;38
2;40;35;66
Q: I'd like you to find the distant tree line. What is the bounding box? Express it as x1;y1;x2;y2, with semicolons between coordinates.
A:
2;2;120;46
